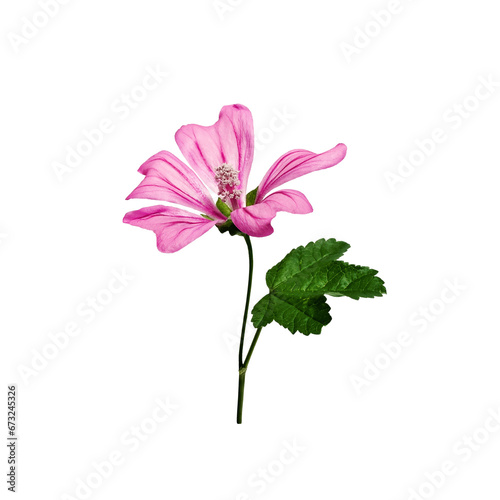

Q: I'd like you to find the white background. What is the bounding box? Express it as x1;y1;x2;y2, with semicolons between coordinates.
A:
1;0;500;499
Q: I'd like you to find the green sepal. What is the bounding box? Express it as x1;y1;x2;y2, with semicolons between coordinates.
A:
216;198;232;217
216;219;244;237
246;188;258;207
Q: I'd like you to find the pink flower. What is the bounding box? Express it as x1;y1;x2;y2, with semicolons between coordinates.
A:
124;104;347;252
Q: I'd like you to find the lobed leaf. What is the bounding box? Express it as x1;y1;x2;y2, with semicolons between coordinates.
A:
251;238;386;335
252;293;331;335
272;260;386;300
266;238;350;291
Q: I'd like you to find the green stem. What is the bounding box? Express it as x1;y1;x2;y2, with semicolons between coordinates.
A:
237;369;246;424
243;327;262;369
238;234;253;368
236;327;263;424
237;234;254;424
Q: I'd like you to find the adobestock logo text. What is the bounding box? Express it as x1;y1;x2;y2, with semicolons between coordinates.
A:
8;0;72;54
350;278;466;394
213;0;245;21
255;107;295;152
61;396;178;500
52;65;168;182
404;405;500;500
384;74;499;191
17;268;133;384
340;0;417;64
225;439;306;500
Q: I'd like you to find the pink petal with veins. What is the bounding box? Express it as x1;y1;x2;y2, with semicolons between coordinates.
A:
175;104;254;205
123;205;217;253
126;151;224;222
231;190;313;237
257;143;347;202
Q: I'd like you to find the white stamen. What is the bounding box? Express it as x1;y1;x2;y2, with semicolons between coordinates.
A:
215;163;242;204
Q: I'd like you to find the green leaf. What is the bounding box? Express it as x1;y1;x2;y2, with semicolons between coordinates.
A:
251;238;386;335
216;198;232;217
266;238;350;291
252;293;331;335
246;188;258;207
271;260;386;300
324;264;387;300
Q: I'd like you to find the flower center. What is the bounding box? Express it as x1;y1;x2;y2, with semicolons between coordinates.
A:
215;163;242;204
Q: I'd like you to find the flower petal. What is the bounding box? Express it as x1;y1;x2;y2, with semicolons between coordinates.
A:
175;104;254;201
123;205;216;253
126;151;224;222
257;143;347;202
231;190;313;237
